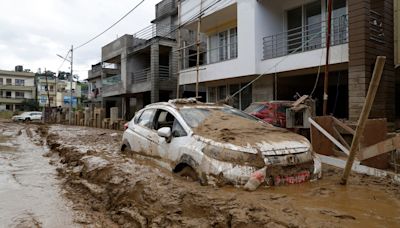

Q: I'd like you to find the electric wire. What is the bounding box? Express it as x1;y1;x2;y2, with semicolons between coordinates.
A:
74;0;146;50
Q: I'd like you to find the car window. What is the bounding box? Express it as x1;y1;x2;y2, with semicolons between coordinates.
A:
154;109;187;137
137;109;155;129
133;111;142;124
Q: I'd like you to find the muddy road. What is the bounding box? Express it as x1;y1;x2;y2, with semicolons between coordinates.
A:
1;121;400;227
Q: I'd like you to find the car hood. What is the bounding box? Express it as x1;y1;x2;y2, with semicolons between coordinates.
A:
194;131;310;155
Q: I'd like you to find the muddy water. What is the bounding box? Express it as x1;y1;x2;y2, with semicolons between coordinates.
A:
0;124;77;227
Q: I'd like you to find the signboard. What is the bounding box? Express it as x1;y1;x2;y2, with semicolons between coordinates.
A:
63;96;78;108
39;95;47;105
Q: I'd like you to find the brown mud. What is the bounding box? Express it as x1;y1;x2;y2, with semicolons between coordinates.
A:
41;124;400;227
193;110;307;147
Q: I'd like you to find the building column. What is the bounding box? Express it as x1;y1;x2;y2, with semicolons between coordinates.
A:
150;43;160;103
348;0;395;122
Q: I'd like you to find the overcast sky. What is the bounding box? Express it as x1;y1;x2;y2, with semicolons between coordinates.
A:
0;0;160;79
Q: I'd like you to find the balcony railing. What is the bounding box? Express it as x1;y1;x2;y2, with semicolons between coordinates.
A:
102;74;121;86
130;65;170;83
263;14;348;60
180;40;238;70
133;24;177;42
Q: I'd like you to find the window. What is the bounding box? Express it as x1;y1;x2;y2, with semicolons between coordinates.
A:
208;27;238;64
0;78;3;85
6;79;12;85
41;85;47;91
6;91;11;98
15;79;25;86
137;109;155;129
208;87;217;103
230;28;238;58
154;109;187;137
217;85;227;101
15;92;24;98
49;85;54;92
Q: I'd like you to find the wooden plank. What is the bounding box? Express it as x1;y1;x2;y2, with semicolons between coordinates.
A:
318;154;400;184
292;95;309;107
309;117;350;155
332;125;350;150
310;116;335;156
332;117;355;135
359;135;400;160
341;56;386;185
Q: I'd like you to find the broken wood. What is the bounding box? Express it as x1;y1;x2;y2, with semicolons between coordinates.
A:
332;126;350;150
359;135;400;161
309;117;349;155
341;56;386;185
318;154;400;184
292;95;309;107
332;117;355;135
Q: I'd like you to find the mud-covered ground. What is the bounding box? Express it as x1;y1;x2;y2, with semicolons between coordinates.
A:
1;121;400;227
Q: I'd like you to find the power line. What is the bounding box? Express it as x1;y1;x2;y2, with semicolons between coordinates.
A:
57;50;71;73
74;0;146;50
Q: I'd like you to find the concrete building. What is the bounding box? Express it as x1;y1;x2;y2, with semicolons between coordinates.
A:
36;72;81;109
0;67;36;111
178;0;397;122
99;0;178;120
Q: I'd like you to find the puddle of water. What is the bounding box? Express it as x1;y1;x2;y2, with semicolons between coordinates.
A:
0;126;78;227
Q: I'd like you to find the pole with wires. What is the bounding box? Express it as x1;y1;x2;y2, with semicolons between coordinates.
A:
69;45;73;125
176;0;182;98
323;0;333;115
195;0;203;98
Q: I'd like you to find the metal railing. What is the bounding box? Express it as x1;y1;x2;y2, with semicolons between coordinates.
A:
370;10;384;43
133;24;177;41
159;65;170;79
180;40;238;69
131;68;150;83
263;14;348;60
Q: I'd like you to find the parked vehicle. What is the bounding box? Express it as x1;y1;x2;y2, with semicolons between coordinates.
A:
121;99;321;186
244;101;293;128
12;111;42;122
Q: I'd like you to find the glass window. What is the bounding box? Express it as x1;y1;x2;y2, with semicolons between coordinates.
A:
209;34;219;63
305;0;322;50
208;87;216;103
229;84;240;109
0;78;3;85
240;83;253;110
6;91;11;98
15;92;24;98
230;27;238;58
217;85;227;101
154;109;187;137
137;109;155;129
15;79;25;86
219;31;228;61
6;78;12;85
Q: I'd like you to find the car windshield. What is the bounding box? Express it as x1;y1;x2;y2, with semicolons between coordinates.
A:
244;103;267;113
179;107;260;128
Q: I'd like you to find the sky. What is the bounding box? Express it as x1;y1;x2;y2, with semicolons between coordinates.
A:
0;0;160;79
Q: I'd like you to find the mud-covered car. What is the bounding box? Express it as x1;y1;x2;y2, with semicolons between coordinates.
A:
12;111;42;122
121;99;321;186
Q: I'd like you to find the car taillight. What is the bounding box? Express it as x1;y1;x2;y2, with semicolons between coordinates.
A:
123;122;129;130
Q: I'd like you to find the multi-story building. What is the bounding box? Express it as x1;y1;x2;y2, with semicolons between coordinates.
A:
0;66;36;111
98;0;178;120
36;72;81;108
178;0;397;122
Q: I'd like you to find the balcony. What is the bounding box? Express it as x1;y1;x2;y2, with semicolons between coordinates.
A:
0;84;35;91
130;65;171;84
102;75;123;97
132;24;177;47
263;15;348;60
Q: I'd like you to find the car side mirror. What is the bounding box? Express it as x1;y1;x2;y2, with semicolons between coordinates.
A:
157;127;172;142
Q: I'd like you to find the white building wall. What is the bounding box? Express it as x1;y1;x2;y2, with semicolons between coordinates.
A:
181;0;236;25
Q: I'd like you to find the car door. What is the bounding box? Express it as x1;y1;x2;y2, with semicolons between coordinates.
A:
153;108;193;169
131;108;160;158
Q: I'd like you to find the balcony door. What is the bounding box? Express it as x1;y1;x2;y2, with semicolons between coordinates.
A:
287;7;302;54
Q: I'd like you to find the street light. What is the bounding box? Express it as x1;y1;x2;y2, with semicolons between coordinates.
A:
56;45;73;125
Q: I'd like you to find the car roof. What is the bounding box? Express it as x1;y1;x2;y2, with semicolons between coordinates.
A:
145;98;225;110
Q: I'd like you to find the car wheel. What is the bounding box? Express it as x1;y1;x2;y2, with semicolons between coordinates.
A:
176;166;199;182
24;118;31;122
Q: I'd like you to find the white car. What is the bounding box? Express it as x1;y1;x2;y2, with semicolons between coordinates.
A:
12;111;42;122
121;99;321;186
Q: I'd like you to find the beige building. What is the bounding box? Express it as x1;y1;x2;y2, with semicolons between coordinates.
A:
0;67;36;111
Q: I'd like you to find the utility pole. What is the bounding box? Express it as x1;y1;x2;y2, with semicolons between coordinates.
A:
323;0;333;115
176;0;181;98
44;68;51;109
69;45;73;125
195;0;203;98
